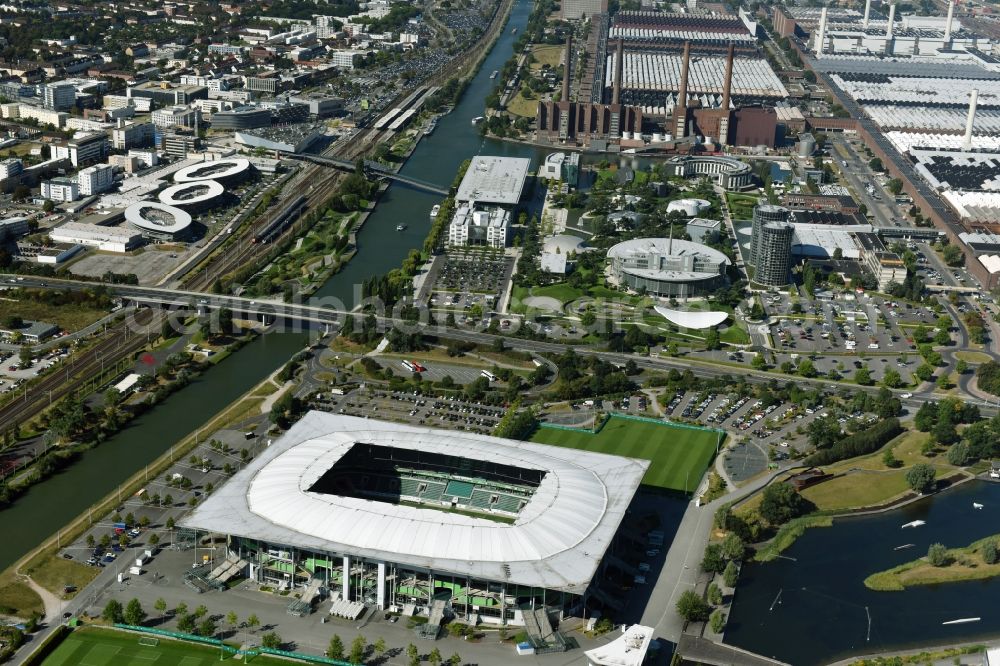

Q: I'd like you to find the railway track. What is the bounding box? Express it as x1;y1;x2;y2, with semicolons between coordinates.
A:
0;309;162;432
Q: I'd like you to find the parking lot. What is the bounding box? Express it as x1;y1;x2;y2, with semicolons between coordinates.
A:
312;388;507;435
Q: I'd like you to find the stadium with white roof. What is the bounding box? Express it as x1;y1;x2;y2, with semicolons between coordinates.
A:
183;412;647;633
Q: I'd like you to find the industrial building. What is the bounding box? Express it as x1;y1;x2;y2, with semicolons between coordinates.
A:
536;38;644;147
607;236;730;297
182;413;647;634
855;233;907;290
234;124;323;154
49;221;143;252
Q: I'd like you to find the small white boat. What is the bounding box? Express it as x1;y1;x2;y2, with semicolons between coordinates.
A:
429;204;440;221
396;224;406;231
901;520;926;529
472;116;485;125
974;502;984;509
893;544;915;550
943;617;981;625
490;70;498;79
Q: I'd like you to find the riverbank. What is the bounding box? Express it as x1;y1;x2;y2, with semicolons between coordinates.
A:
0;336;311;619
865;531;1000;591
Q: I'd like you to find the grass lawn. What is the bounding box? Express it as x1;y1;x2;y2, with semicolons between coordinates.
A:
42;627;291;666
954;350;993;364
0;298;108;333
506;89;538;117
23;552;99;600
531;416;721;491
531;282;584;304
800;470;911;512
725;193;760;220
531;44;563;69
0;571;42;617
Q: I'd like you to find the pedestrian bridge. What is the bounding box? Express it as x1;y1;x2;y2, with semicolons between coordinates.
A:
283;153;449;196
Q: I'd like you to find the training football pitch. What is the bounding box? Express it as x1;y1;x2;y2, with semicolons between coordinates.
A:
531;416;721;492
43;627;290;666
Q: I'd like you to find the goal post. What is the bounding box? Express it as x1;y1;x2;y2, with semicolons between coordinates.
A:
138;636;159;647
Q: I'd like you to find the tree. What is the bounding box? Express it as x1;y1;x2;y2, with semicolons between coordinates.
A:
932;419;958;445
102;599;123;623
428;647;443;666
882;448;901;468
406;643;419;666
198;618;216;638
177;613;196;633
983;540;999;565
261;632;282;649
906;463;937;494
123;598;146;626
927;543;949;567
759;482;809;525
246;614;260;634
886;178;903;195
350;635;366;663
154;598;167;618
374;638;387;657
721;533;745;561
707;582;722;605
676;589;711;622
723;561;739;587
327;635;344;659
854;367;872;385
914;363;935;382
914;402;937;431
710;610;726;633
956;359;969;375
149;533;160;547
226;610;238;633
449;653;462;666
868;157;884;172
701;543;725;573
881;368;902;389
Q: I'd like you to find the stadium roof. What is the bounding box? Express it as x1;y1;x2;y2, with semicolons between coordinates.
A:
124;201;192;235
174;157;251;183
455;156;530;205
182;412;648;593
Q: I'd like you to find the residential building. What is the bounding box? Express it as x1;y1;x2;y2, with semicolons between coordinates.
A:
112;121;155;150
18;104;68;128
51;132;109;167
151;105;199;129
41;177;80;202
42;82;75;111
329;50;367;69
77;163;114;196
0;158;22;180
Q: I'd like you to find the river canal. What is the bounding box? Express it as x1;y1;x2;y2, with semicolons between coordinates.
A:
725;479;1000;664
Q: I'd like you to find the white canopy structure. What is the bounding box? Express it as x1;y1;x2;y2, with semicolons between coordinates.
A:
183;412;648;594
584;625;654;666
653;306;728;329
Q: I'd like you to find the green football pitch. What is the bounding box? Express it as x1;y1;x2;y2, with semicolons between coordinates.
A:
43;627;291;666
531;416;721;492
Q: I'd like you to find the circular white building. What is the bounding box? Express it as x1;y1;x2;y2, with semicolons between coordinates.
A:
158;180;226;210
608;237;730;297
174;158;252;185
124;201;193;241
666;198;711;217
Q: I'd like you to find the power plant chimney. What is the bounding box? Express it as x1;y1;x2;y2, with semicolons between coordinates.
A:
815;7;828;54
612;38;624;105
963;88;978;151
561;34;572;103
718;42;735;145
944;0;955;44
674;41;691;138
886;2;896;47
721;42;734;110
863;0;871;29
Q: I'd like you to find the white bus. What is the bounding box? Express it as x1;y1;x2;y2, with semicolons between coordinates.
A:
480;370;498;382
